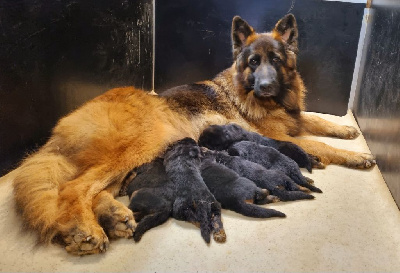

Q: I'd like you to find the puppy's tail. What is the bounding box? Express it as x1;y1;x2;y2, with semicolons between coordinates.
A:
133;209;171;242
230;202;286;218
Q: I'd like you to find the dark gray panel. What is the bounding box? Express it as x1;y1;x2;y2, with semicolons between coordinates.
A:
0;0;153;176
155;0;364;115
354;6;400;208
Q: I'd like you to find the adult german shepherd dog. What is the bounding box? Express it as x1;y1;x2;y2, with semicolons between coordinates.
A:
12;14;375;255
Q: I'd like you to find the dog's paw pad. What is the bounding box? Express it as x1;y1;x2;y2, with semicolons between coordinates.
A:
64;226;109;255
213;229;226;243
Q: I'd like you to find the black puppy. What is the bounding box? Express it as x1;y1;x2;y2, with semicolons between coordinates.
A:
200;156;286;218
127;158;175;242
228;141;322;193
202;148;315;201
199;123;324;171
163;138;226;244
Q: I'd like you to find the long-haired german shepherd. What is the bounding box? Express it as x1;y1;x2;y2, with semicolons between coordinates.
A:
11;14;375;255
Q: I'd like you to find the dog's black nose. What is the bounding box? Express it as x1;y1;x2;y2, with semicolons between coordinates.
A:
259;81;272;93
256;80;278;98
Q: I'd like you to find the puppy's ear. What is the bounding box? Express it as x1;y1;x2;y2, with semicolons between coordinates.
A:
232;16;255;59
272;14;298;54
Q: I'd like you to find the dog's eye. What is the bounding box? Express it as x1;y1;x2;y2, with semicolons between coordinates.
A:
248;56;260;67
272;57;281;63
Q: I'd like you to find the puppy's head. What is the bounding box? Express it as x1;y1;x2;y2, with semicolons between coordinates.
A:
199;124;247;150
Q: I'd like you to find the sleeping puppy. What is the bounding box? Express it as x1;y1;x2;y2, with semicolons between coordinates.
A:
127;158;175;242
163;138;226;244
202;148;315;201
199;124;324;171
228;141;322;193
201;156;286;218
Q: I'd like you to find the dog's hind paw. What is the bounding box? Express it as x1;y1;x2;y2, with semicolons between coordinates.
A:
98;202;137;239
62;224;109;255
212;218;226;243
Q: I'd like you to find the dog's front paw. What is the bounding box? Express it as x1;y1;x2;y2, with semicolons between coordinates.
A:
347;153;376;169
341;125;360;139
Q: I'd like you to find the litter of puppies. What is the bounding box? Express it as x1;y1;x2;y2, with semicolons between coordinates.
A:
126;124;322;243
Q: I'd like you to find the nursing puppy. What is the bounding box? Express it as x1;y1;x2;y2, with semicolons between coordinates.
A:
228;141;322;193
163;138;226;243
201;148;315;201
126;158;174;242
199;123;323;171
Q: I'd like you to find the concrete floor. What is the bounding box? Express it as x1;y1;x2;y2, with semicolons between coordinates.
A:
0;111;399;272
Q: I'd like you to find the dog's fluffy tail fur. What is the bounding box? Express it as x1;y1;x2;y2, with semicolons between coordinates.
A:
230;202;286;218
12;145;77;243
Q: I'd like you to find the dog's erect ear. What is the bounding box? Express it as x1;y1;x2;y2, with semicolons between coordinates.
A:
232;16;255;59
273;14;298;54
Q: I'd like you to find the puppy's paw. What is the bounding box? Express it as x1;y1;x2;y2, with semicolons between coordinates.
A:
212;215;226;243
308;154;325;169
266;195;280;203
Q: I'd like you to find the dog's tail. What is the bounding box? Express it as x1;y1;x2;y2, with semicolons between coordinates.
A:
12;146;78;243
230;201;286;218
133;209;171;242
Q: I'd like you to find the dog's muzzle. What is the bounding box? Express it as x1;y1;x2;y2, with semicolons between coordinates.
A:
254;81;279;98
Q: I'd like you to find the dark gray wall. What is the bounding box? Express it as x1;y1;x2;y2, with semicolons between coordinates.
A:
0;0;153;176
353;1;400;208
154;0;364;116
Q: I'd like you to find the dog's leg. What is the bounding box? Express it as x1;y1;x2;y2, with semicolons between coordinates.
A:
56;166;125;255
279;136;375;168
300;114;360;139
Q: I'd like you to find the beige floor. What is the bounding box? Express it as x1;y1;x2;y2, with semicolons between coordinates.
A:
0;111;399;272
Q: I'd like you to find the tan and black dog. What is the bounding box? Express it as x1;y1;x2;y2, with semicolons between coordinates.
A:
11;14;375;255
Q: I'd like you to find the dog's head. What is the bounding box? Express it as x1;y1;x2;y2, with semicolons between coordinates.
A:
198;124;247;150
164;137;202;162
232;14;302;111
